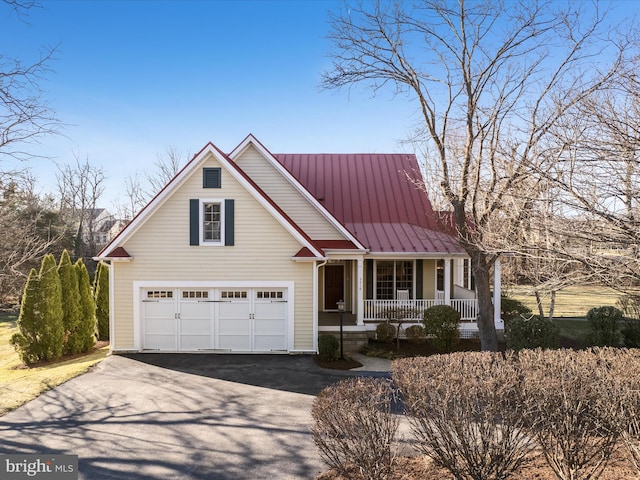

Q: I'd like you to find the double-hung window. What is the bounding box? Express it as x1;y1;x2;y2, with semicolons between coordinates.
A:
199;199;224;245
202;202;222;242
375;260;414;299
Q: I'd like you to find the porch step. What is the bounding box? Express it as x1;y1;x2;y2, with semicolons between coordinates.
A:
319;330;372;353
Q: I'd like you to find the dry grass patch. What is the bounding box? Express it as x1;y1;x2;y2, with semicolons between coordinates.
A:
0;312;108;415
508;285;620;318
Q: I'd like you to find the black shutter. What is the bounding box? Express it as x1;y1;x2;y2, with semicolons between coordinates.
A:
203;168;221;188
225;199;234;246
366;259;373;299
189;199;199;245
416;260;423;299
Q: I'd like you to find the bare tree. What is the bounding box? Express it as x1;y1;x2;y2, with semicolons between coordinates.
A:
144;146;187;199
112;173;146;222
546;64;640;294
0;1;60;163
56;154;106;259
113;146;188;220
502;181;594;319
0;172;69;304
322;0;628;350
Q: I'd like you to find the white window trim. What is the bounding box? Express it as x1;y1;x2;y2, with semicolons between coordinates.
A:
373;259;416;300
199;198;225;246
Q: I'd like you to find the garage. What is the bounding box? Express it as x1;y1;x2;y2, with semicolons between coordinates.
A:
141;287;289;352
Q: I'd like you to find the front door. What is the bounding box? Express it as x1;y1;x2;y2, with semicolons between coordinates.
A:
324;264;345;310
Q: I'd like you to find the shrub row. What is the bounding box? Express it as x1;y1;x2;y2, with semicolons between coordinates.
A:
503;295;640;350
10;250;108;365
312;348;640;480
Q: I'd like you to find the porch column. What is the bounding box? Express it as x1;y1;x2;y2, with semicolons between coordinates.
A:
356;257;364;326
444;259;451;305
493;258;503;329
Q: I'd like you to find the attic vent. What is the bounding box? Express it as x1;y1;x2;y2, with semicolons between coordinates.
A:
203;168;221;188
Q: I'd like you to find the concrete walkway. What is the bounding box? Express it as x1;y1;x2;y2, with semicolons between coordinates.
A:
349;353;393;373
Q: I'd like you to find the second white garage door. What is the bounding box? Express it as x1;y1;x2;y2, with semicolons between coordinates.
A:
142;288;288;352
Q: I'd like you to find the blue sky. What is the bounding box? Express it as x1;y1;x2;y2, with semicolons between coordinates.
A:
2;0;638;209
2;0;416;206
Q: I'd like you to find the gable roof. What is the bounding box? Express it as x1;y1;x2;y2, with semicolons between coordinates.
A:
274;154;465;255
98;135;464;260
97;142;327;260
229;134;366;251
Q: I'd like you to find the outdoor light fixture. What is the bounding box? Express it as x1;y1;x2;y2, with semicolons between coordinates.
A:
337;300;345;359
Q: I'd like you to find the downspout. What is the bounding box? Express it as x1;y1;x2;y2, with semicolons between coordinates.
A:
314;260;328;353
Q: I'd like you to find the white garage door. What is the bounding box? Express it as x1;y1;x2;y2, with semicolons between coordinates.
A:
142;287;288;352
218;289;288;352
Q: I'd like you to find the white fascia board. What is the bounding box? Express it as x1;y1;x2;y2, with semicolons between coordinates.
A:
219;154;324;258
291;256;327;262
324;249;368;257
365;252;469;259
229;135;366;250
99;145;215;252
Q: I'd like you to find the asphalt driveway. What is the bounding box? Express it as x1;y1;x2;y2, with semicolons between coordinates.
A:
0;354;373;479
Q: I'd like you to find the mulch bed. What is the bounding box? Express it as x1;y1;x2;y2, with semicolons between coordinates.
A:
313;356;363;370
315;451;638;479
13;340;109;370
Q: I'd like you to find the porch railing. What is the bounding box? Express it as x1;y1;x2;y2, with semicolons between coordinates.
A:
364;299;478;322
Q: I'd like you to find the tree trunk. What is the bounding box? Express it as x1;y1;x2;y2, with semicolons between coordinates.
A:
472;252;499;351
535;291;545;318
549;290;556;321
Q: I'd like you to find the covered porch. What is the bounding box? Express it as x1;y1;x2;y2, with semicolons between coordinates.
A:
316;256;503;339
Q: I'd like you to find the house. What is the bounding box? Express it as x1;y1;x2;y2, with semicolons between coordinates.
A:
79;208;128;256
96;134;504;353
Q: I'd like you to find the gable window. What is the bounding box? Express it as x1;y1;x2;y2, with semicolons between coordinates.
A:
190;198;234;246
375;260;414;300
202;202;222;242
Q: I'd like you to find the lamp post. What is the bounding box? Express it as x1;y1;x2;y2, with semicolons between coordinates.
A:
337;300;345;360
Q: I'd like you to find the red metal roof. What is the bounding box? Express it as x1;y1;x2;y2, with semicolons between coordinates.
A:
274;154;464;255
101;246;131;258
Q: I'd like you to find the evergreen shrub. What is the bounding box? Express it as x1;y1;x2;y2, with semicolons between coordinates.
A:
423;305;460;352
94;262;109;340
505;315;559;351
586;306;622;346
318;334;340;361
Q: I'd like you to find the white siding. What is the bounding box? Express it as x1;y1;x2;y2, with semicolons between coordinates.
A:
112;152;315;352
235;145;344;239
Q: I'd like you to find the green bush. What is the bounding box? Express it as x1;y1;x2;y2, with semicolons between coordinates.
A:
586;306;622;346
405;324;427;344
58;250;82;354
94;261;109;340
622;321;640;348
423;305;460;353
506;315;559;351
375;321;396;343
501;294;533;324
75;259;97;352
10;268;43;364
318;334;340;361
36;254;64;360
11;255;65;364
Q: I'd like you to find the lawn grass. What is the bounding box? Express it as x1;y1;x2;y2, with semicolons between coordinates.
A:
507;285;621;318
0;310;109;416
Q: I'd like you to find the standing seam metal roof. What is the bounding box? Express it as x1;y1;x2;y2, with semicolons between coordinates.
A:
274;153;464;255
